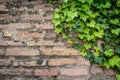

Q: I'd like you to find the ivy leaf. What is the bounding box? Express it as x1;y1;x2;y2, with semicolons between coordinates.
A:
109;56;120;67
79;0;86;3
81;48;87;57
52;19;60;26
103;61;111;69
86;34;95;41
104;49;113;57
62;34;67;39
83;28;90;34
86;0;93;5
111;28;120;36
84;43;92;49
54;14;60;19
64;0;68;3
78;34;85;39
110;19;119;25
104;2;111;8
117;0;120;7
87;20;96;27
94;30;104;38
116;74;120;80
55;28;62;34
67;38;73;44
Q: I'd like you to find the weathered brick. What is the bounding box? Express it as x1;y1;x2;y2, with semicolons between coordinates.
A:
15;31;45;40
21;14;53;21
0;59;11;66
27;41;64;46
105;69;116;76
0;49;3;55
6;48;39;56
57;76;89;80
0;14;13;21
13;60;46;66
48;57;90;66
60;67;89;76
35;22;54;30
0;69;33;76
7;23;31;29
35;69;59;76
90;64;103;75
3;31;12;37
0;0;15;2
10;23;31;29
0;40;24;46
33;5;54;12
42;48;79;56
0;4;6;10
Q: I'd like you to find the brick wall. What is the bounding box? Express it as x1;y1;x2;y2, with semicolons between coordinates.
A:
0;0;116;80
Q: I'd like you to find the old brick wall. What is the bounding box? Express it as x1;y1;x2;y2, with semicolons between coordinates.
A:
0;0;116;80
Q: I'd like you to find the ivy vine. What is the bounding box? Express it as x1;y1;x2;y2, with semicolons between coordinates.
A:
50;0;120;79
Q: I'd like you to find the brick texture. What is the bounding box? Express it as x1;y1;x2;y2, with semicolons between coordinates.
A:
42;48;79;56
35;69;59;76
6;48;39;56
60;67;89;76
0;0;114;80
0;59;11;66
48;57;90;66
27;41;64;46
0;49;3;55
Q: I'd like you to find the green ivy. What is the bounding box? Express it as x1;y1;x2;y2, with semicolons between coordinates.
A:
50;0;120;79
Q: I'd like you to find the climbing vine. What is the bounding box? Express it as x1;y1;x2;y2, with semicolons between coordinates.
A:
50;0;120;79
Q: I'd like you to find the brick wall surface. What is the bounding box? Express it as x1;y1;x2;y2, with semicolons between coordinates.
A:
0;0;116;80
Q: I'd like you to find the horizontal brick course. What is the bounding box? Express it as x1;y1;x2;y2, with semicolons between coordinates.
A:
0;23;31;30
15;31;45;40
35;22;54;30
35;69;59;76
13;60;46;67
6;48;39;56
48;57;90;66
60;67;89;76
0;40;24;46
0;68;33;76
21;14;53;21
0;49;3;55
42;48;79;56
0;59;11;66
27;41;64;46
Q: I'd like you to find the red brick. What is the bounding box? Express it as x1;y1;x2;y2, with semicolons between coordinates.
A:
3;31;12;37
33;5;54;12
13;60;46;66
21;14;53;21
105;69;116;76
35;69;59;76
0;14;13;21
0;49;3;55
0;4;7;10
0;68;33;76
90;64;103;75
60;67;89;76
0;59;11;66
15;31;45;39
6;48;39;56
8;23;31;29
27;41;64;46
35;22;54;30
0;0;15;2
0;40;24;46
48;57;90;66
22;1;42;5
42;48;79;56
